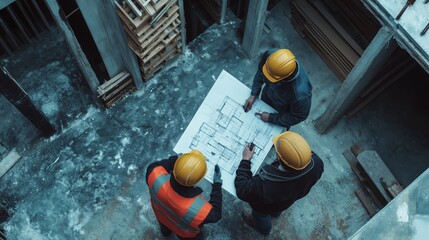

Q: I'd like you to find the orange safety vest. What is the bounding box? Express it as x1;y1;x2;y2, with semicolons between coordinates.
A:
147;166;213;238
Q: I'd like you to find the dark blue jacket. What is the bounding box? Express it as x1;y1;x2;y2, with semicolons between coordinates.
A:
234;152;324;214
251;48;312;129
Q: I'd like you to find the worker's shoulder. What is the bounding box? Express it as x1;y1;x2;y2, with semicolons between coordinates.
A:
311;152;325;171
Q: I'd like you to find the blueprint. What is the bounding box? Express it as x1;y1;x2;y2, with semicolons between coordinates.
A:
174;70;283;196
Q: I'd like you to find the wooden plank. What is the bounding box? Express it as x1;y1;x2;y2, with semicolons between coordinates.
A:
135;6;178;39
98;71;127;90
315;27;396;133
140;19;180;57
0;37;13;56
0;148;21;179
148;44;181;70
292;3;351;78
126;0;143;17
98;73;131;95
141;46;181;79
291;5;349;79
297;1;360;66
300;14;353;74
150;0;177;27
140;0;156;16
102;79;133;101
141;13;179;47
343;149;384;209
105;85;136;107
153;0;170;11
311;0;364;55
355;189;377;217
143;33;180;63
242;0;269;58
115;1;149;29
357;150;403;202
116;9;135;31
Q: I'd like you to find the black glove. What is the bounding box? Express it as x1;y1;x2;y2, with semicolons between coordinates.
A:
213;164;222;184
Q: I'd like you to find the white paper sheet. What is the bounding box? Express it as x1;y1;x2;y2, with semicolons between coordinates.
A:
174;70;283;196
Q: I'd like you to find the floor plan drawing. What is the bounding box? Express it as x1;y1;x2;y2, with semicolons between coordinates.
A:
174;70;283;196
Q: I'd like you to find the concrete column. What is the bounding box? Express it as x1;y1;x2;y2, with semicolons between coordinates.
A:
220;0;228;24
242;0;268;59
0;67;56;137
44;0;100;95
315;27;397;133
178;0;187;51
75;0;143;89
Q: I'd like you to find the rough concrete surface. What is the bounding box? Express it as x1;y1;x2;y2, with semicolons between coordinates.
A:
1;0;428;239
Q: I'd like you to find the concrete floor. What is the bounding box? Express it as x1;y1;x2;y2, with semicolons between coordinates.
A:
1;0;428;239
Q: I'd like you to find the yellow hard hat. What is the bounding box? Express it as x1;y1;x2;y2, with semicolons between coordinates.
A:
262;49;297;82
173;150;207;186
273;131;311;170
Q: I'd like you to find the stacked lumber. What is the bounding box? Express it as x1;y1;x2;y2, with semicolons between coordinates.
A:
291;0;415;113
199;0;221;23
291;0;362;80
98;71;135;107
322;0;380;48
115;0;182;80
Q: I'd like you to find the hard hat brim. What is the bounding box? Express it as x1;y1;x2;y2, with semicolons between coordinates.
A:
262;63;283;83
272;132;282;146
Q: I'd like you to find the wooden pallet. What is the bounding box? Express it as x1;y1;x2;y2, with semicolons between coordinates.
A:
115;1;150;29
115;0;172;30
127;18;180;58
142;36;181;68
98;71;135;107
142;44;181;79
116;0;182;80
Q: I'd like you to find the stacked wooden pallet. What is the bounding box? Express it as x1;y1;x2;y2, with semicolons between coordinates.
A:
98;71;135;107
115;0;182;80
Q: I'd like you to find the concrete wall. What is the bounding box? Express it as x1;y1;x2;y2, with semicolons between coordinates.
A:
0;0;14;10
76;0;143;88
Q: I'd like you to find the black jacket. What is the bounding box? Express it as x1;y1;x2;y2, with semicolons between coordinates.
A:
234;152;323;214
145;156;222;224
251;48;312;128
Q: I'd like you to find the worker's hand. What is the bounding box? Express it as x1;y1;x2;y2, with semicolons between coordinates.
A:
242;144;254;161
256;112;270;122
244;95;256;112
213;164;222;184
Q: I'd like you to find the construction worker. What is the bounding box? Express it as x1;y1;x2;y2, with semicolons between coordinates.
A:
146;150;222;240
243;48;312;129
234;131;324;235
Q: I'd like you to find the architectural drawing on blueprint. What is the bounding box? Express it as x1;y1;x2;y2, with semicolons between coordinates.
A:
190;96;273;175
174;70;283;196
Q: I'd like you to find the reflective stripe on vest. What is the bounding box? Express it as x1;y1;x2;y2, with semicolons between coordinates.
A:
147;166;212;237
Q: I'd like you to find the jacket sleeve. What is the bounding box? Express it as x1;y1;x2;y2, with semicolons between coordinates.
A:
145;155;178;183
234;160;262;202
267;96;311;128
250;51;272;96
202;182;223;223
